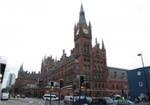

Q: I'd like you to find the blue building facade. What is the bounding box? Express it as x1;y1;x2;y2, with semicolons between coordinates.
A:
128;66;150;100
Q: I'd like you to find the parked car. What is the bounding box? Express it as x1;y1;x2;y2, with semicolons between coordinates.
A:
64;95;92;105
43;94;59;101
92;97;116;105
114;99;135;105
64;96;74;105
112;95;135;105
74;96;92;105
21;94;25;98
16;94;20;98
1;92;9;100
127;100;135;105
112;94;122;100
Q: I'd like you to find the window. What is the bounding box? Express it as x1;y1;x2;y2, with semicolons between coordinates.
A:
137;71;141;76
116;84;119;89
112;84;114;89
94;65;96;70
114;71;117;79
95;83;97;89
139;81;143;87
83;43;90;55
99;84;101;88
96;50;99;53
88;65;90;70
102;83;104;88
149;69;150;74
121;72;125;79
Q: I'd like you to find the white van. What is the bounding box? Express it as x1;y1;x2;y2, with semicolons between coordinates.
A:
1;92;9;100
43;94;59;101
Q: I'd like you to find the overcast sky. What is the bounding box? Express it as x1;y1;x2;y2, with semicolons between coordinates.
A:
0;0;150;79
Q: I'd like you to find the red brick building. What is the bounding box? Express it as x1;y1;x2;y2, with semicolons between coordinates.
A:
107;67;128;97
14;64;42;97
13;4;128;98
40;4;114;97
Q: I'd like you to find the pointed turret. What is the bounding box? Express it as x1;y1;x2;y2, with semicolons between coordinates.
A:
102;39;105;50
74;24;77;31
89;21;91;27
18;63;24;78
88;21;92;34
19;63;24;72
74;24;77;35
95;38;98;45
79;3;87;27
61;49;67;60
95;38;99;48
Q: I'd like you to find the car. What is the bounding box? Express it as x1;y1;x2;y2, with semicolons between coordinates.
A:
64;95;92;105
74;96;92;105
127;100;135;105
112;94;122;100
21;94;25;98
92;97;116;105
112;95;135;105
16;94;20;98
64;96;74;105
1;92;9;100
114;99;135;105
43;94;59;101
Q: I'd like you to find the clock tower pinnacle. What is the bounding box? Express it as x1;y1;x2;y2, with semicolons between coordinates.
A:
74;4;92;41
79;3;87;27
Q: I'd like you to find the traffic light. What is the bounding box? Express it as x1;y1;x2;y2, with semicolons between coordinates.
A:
38;80;44;88
59;79;64;88
51;81;54;87
80;75;84;87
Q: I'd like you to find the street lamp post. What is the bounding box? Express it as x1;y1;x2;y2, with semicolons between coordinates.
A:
137;53;149;93
137;53;144;67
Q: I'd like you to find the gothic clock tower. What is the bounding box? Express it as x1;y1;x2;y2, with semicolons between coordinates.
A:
74;4;92;73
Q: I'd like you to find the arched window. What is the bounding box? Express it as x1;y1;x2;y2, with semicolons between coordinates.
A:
112;84;114;89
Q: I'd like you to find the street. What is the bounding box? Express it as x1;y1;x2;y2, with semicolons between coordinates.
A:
1;97;150;105
1;98;65;105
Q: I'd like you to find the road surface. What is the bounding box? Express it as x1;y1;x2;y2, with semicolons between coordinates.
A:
1;98;65;105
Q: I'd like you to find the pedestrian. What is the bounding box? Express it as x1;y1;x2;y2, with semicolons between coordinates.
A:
136;97;140;103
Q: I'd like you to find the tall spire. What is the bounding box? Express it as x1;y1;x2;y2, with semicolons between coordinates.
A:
79;3;87;26
80;3;84;13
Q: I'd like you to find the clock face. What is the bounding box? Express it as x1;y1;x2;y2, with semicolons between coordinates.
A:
83;29;88;34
